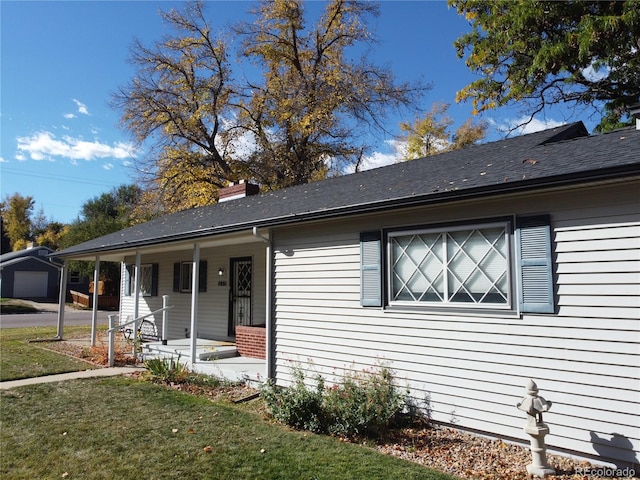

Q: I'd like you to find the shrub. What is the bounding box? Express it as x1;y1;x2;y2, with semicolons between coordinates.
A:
144;355;191;384
324;366;407;438
260;366;326;432
261;364;410;438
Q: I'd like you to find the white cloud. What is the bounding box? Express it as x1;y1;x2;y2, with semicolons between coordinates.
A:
512;117;565;135
103;163;114;170
64;113;76;119
358;150;397;171
356;138;403;171
15;153;26;161
0;156;6;163
16;131;137;162
491;116;566;137
73;99;89;115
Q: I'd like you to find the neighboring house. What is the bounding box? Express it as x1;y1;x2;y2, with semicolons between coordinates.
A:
0;245;62;299
54;122;640;468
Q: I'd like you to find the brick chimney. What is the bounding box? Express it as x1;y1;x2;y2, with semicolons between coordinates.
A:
218;180;260;202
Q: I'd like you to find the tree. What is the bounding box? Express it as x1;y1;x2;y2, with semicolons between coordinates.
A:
399;102;487;160
35;222;68;251
61;185;143;250
60;185;144;282
113;0;426;212
0;193;35;251
449;0;640;131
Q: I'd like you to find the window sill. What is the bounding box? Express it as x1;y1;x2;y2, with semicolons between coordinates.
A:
383;304;520;319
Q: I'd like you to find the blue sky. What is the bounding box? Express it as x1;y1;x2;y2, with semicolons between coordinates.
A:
1;1;575;224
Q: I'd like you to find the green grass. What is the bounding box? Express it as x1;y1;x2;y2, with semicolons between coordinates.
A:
0;298;39;314
0;377;457;480
0;326;97;381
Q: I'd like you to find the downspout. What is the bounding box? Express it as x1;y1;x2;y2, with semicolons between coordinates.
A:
56;261;68;339
253;226;274;380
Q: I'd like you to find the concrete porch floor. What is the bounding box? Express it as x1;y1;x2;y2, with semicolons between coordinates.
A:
142;338;265;385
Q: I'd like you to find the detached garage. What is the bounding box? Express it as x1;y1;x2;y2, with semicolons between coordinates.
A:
0;246;62;300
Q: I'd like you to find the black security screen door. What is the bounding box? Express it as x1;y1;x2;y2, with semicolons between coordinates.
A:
229;257;252;336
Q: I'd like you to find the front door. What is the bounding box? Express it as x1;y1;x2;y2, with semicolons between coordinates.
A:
229;257;252;336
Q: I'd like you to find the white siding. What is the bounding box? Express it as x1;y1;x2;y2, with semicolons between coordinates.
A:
119;241;267;340
272;180;640;466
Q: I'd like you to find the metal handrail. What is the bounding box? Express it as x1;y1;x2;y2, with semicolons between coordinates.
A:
107;295;173;366
106;305;174;333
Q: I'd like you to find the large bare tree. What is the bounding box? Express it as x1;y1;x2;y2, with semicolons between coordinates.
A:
113;0;427;212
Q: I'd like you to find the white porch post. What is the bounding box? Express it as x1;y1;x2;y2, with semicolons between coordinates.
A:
56;261;68;339
133;251;141;327
265;231;274;380
190;243;200;365
91;256;100;346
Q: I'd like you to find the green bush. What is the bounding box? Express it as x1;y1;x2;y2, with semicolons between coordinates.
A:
260;367;326;432
145;355;190;384
260;364;411;438
324;366;407;438
144;355;230;387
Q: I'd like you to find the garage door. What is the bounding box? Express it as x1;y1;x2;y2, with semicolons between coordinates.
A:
13;271;48;298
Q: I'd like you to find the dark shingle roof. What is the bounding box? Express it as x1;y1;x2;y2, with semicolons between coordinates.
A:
56;122;640;257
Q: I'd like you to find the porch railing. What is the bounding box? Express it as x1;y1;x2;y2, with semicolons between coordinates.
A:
106;295;173;367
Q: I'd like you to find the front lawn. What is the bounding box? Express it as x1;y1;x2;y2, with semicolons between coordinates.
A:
0;377;457;480
0;326;98;381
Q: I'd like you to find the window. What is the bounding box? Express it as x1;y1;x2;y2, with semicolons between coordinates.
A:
125;263;158;297
68;272;81;284
173;261;208;293
361;215;554;313
180;262;193;292
389;222;510;308
138;264;154;297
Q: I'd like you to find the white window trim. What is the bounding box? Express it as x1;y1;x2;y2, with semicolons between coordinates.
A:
387;220;514;310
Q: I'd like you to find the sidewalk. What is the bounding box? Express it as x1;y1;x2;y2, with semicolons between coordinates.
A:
0;367;146;390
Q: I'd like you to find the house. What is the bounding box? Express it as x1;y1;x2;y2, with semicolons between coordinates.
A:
0;245;62;299
54;122;640;469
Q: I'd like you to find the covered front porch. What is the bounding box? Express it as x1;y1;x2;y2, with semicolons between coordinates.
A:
56;226;274;384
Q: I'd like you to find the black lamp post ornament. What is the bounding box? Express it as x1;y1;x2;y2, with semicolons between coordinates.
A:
517;379;556;478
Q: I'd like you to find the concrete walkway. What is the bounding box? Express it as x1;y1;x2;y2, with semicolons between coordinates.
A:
0;367;146;390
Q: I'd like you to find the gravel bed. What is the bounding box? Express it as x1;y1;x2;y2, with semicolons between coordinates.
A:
375;424;638;480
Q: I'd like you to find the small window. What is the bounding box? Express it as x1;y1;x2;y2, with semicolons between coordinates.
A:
181;262;193;292
173;261;208;293
138;264;154;297
68;272;81;284
125;263;158;297
388;222;511;308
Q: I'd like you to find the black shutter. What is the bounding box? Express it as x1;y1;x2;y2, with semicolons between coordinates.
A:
173;263;180;292
198;261;207;292
124;264;133;296
360;231;382;307
516;215;554;313
151;263;159;297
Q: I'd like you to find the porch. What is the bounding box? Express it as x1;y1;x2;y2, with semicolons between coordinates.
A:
142;338;265;385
